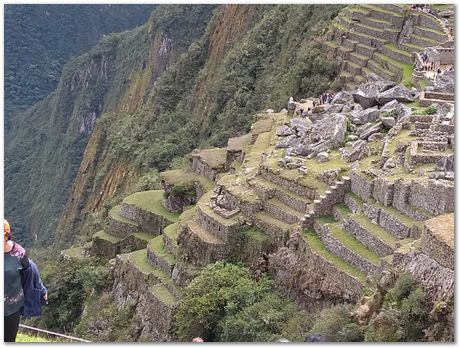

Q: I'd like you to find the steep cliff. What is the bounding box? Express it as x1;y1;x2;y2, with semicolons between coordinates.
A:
5;5;216;245
56;4;342;246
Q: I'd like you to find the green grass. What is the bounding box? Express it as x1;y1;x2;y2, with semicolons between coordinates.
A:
150;283;178;307
132;231;154;242
334;203;352;217
302;228;366;282
163;222;179;241
384;43;412;58
128;249;172;283
109;205;139;226
327;222;381;265
227;133;252;152
123;190;180;222
345;192;364;207
160;168;213;192
16;332;66;342
60;245;90;260
192;147;227;169
350;213;397;248
240;227;270;242
251;117;274;136
148;236;176;265
93;230;121;243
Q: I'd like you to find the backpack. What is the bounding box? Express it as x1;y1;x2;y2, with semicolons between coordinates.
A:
20;258;48;317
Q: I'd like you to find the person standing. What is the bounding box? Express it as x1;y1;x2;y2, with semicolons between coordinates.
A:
4;219;29;342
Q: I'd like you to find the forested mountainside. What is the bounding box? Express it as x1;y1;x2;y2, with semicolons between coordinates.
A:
4;4;155;131
5;4;342;246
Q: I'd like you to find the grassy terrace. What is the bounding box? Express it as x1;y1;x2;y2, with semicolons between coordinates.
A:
268;197;305;218
123;190;180;222
361;4;403;17
160;169;214;192
148;236;176;265
384;43;412;58
186;220;223;244
374;53;414;87
243;130;272;171
129;249;171;283
218;173;260;203
251;116;274;136
109;205;139;226
240;227;270;242
227;133;252;152
197;191;240;226
255;212;290;231
150;283;178;307
325;220;381;266
192;148;227;169
350;213;397;249
132;231;153;242
252;176;312;206
93;230;121;243
60;245;90;260
163;222;179;241
302;228;366;283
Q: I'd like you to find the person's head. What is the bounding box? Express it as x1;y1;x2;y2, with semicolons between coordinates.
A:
192;337;204;342
4;219;11;242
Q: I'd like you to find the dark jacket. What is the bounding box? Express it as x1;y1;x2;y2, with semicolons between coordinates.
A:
20;259;48;317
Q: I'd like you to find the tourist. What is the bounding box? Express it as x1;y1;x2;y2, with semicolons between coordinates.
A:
4;219;28;342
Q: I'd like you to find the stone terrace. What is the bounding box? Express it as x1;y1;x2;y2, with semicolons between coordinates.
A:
323;4;448;89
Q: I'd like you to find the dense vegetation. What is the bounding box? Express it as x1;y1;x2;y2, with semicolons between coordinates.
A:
5;5;216;246
4;4;154;131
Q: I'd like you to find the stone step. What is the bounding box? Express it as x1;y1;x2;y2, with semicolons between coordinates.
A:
413;25;447;43
400;42;424;54
362;199;426;239
91;230;121;257
147;236;176;276
359;4;404;27
125;249;182;299
337;46;353;60
344;60;362;75
195;191;241;243
382;44;414;65
253;212;291;240
355;43;377;59
314;217;381;274
378;4;408;14
162;222;179;254
338;71;355;85
348;31;387;48
109;205;140;238
349;51;369;67
352;22;386;40
302;228;366;283
358;15;393;29
122;231;155;252
343;213;398;257
373;53;403;75
264;198;304;224
337;16;354;30
366;59;398;81
343;39;359;50
409;33;438;48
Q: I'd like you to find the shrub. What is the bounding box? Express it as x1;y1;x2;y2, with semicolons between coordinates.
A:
309;304;356;342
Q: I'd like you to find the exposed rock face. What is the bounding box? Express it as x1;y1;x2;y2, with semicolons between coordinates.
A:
358;122;384;140
316;151;329;163
432;69;454;93
380;116;396;129
435;154;454;172
332;90;354;105
376;84;414;105
352;80;395;108
276;125;293;136
340;140;369;162
379;99;411;120
350;107;379;125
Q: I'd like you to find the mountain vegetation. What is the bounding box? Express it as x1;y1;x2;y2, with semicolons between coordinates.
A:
4;4;155;131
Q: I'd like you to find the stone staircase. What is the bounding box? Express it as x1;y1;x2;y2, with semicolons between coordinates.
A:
323;4;449;88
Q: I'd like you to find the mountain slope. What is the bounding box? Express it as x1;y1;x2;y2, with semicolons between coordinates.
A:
4;4;155;130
